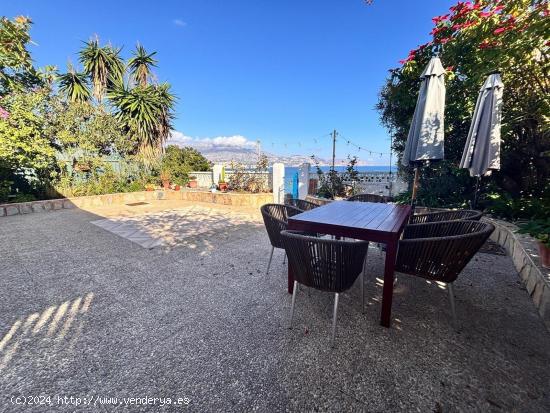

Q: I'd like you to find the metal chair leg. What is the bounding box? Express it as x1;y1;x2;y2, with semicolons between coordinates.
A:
288;281;298;329
447;283;458;330
361;269;365;314
331;293;340;347
361;249;368;314
266;246;274;276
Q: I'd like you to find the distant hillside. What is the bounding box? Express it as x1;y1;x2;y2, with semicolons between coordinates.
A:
197;147;329;167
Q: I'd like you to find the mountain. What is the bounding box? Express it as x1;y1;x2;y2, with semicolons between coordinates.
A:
198;147;329;166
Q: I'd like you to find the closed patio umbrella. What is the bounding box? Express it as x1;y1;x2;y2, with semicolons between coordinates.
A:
460;72;503;176
402;56;446;204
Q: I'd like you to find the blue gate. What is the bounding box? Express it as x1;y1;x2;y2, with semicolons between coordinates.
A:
292;172;299;199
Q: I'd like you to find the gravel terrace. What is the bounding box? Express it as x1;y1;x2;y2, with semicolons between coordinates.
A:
0;200;549;412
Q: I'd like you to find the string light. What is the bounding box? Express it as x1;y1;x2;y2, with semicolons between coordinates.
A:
339;135;392;156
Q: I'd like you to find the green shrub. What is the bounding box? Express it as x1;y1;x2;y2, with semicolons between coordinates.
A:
484;193;550;221
518;219;550;247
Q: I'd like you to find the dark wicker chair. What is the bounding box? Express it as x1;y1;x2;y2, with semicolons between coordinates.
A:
409;209;482;224
347;193;388;203
260;204;303;275
396;220;494;328
280;230;369;346
285;198;319;212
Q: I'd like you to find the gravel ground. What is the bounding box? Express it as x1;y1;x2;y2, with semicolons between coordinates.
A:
0;201;549;412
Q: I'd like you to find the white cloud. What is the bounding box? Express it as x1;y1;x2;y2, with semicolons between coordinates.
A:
173;19;186;27
168;131;258;151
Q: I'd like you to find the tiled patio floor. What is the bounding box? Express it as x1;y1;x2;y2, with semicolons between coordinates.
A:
0;201;549;412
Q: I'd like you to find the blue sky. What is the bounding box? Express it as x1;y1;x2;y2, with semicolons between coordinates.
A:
5;0;454;164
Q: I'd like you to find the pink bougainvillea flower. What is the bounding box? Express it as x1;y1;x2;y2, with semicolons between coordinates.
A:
439;37;452;44
479;11;493;18
493;25;513;35
493;5;504;13
0;106;8;120
479;40;498;49
432;13;450;24
430;26;447;36
446;65;455;72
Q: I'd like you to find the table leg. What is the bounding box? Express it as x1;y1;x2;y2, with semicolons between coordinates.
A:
288;261;294;294
380;240;398;327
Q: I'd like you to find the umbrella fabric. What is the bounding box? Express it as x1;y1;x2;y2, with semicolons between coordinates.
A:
402;57;446;166
460;73;504;177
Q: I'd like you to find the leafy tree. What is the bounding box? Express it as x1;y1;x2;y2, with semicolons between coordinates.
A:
0;88;57;197
128;44;157;87
0;16;41;96
49;98;132;158
161;145;211;185
377;0;549;211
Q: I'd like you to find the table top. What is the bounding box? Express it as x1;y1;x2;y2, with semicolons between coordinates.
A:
288;201;412;242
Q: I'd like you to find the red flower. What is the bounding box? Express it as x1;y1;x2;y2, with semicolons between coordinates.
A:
493;27;507;35
430;26;446;36
493;5;504;13
431;14;450;24
446;65;455;72
439;37;452;44
479;11;493;18
479;40;498;49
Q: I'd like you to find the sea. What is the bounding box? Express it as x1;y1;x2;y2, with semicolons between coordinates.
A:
283;165;395;192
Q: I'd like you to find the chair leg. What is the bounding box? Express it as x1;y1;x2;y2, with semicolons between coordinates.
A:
331;293;340;347
266;246;274;276
283;252;286;265
361;249;368;314
361;269;365;314
288;281;298;329
447;283;458;330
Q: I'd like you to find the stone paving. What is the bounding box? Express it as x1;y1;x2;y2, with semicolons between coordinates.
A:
0;201;549;412
91;206;261;249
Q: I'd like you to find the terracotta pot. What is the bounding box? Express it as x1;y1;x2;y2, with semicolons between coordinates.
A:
174;185;181;191
218;182;228;192
162;180;170;189
538;241;550;269
188;180;197;188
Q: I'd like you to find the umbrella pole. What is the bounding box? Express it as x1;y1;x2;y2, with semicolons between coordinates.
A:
411;167;420;209
473;176;481;209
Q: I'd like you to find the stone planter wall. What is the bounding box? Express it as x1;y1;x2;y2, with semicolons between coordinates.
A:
484;217;550;331
0;190;273;217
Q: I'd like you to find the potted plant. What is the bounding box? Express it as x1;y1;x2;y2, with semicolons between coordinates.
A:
145;183;155;191
218;167;228;192
518;219;550;268
172;177;184;191
188;175;198;188
160;169;171;189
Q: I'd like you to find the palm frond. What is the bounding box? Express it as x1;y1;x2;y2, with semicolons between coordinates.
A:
108;82;176;157
79;37;124;102
128;44;157;87
57;65;91;102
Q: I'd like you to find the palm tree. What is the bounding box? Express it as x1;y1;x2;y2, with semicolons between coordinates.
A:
57;64;91;102
128;44;157;87
108;82;176;157
79;36;124;102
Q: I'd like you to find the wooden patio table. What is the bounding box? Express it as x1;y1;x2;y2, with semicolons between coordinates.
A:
287;200;412;328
